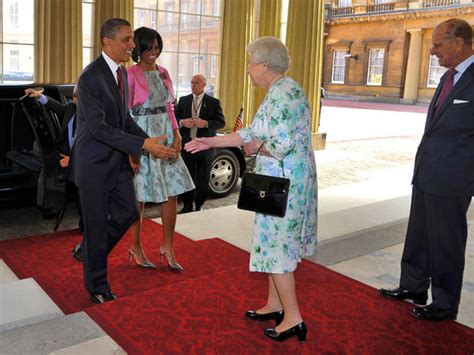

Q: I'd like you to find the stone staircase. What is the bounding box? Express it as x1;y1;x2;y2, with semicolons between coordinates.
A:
0;260;125;354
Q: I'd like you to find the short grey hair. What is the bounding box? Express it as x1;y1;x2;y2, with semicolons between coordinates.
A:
247;36;290;74
441;18;472;46
192;74;207;84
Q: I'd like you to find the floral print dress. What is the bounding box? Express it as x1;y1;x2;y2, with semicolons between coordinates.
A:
131;70;194;203
238;76;318;274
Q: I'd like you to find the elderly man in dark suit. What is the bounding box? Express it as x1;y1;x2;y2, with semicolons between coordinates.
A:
380;18;474;321
175;74;225;213
69;18;175;304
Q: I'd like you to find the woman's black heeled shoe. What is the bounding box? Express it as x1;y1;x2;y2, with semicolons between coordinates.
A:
264;322;307;342
245;310;284;325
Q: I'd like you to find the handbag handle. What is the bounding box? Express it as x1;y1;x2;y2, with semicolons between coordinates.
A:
249;142;286;177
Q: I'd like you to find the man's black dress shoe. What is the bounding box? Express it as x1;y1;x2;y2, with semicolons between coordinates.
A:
179;206;193;214
264;322;307;342
379;286;428;305
245;310;284;325
72;243;82;262
89;291;117;304
411;304;457;321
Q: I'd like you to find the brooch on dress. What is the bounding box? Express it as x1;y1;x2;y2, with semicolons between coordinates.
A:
159;72;168;80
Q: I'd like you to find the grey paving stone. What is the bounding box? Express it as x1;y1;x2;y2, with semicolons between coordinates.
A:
463;281;474;292
0;278;63;332
376;273;400;286
0;312;107;355
308;219;407;266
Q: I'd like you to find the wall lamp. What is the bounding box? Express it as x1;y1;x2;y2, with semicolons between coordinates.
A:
344;53;359;60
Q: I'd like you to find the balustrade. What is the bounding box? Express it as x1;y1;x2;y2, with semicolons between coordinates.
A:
328;0;468;17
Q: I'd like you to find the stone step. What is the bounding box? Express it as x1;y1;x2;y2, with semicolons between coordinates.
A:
173;195;411;252
0;312;124;354
0;277;63;332
0;259;19;285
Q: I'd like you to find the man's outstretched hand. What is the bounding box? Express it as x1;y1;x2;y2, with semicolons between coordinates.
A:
143;135;176;160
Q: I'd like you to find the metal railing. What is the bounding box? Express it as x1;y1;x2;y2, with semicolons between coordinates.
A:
327;0;468;17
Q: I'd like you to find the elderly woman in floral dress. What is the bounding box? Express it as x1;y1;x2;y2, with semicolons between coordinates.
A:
185;36;317;342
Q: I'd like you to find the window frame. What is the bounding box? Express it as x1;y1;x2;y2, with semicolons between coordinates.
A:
338;0;352;6
331;49;347;84
366;48;385;86
9;49;19;70
82;0;95;69
134;0;223;99
362;39;391;87
9;1;19;26
427;54;447;88
1;0;35;84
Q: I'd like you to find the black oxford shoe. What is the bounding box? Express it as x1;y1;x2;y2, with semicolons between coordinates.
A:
264;322;307;342
379;286;428;305
245;310;284;325
179;206;193;214
72;243;82;262
411;304;457;321
89;291;117;304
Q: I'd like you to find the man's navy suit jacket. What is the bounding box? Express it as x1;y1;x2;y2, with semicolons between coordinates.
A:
70;55;147;192
44;97;76;155
175;93;225;146
414;63;474;197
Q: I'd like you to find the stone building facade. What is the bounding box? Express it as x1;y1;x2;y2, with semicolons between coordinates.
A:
323;0;474;103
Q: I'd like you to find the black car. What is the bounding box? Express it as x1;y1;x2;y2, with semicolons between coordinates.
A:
0;84;248;216
0;84;74;215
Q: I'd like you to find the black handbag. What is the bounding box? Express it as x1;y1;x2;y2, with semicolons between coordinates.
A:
237;145;290;217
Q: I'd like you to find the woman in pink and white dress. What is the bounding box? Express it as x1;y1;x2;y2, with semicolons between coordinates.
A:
127;27;194;271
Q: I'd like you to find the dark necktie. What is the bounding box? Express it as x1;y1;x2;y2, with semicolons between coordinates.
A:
116;66;124;100
436;69;457;111
190;96;201;139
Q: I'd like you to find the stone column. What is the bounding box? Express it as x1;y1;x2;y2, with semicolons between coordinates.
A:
401;29;424;104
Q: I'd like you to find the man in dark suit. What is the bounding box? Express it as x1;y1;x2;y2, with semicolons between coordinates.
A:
69;18;175;304
380;18;474;321
25;86;83;233
175;74;225;213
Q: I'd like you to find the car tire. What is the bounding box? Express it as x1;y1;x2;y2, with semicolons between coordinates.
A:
209;148;240;198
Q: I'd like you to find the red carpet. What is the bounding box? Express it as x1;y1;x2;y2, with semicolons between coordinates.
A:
0;219;248;314
1;219;473;354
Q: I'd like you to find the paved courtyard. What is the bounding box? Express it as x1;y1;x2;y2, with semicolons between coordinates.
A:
0;99;428;239
146;99;426;217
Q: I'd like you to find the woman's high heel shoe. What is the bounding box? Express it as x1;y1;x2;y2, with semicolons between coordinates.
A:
264;322;307;342
160;247;184;271
245;310;284;325
129;249;156;269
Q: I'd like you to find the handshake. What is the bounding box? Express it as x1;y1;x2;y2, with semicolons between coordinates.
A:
143;135;177;160
180;117;208;129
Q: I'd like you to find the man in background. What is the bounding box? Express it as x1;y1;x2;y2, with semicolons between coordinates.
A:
175;74;225;213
